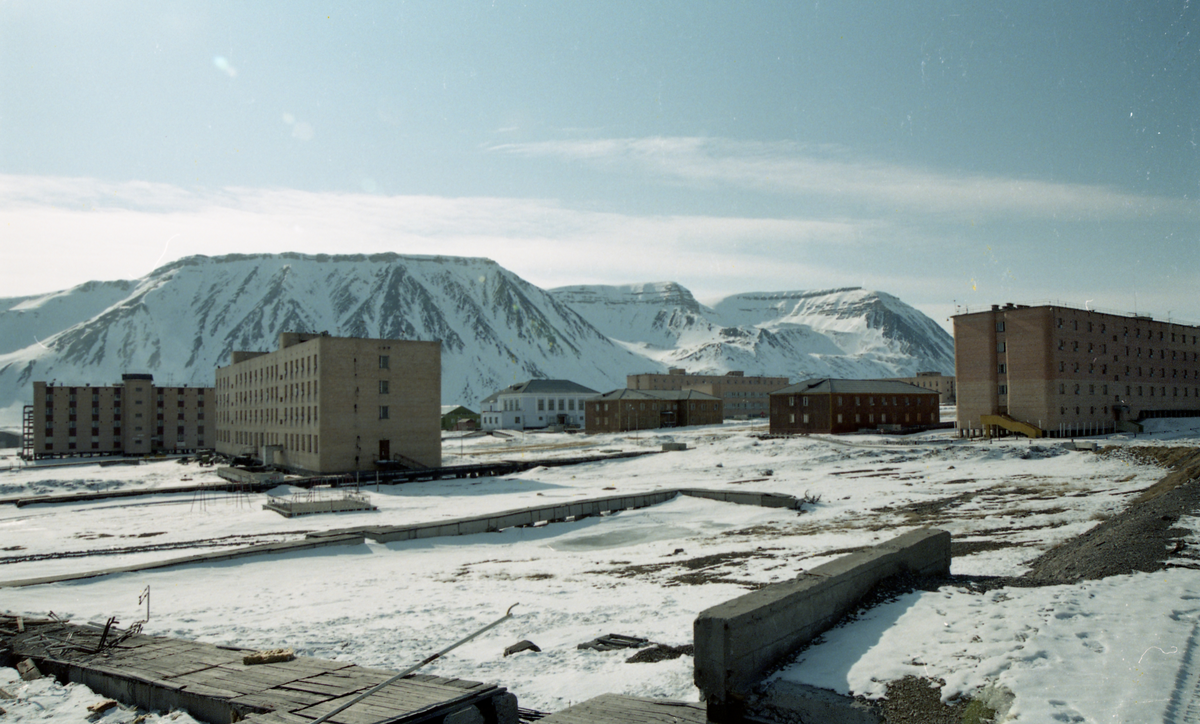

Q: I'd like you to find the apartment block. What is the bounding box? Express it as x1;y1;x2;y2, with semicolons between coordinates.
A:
887;371;956;404
23;374;212;460
626;369;790;418
954;303;1200;436
769;379;940;435
585;389;723;433
214;333;441;474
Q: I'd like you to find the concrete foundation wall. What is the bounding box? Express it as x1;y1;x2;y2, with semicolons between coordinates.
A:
694;528;951;717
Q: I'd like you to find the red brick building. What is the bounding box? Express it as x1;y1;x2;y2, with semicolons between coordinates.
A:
769;379;940;435
585;389;723;433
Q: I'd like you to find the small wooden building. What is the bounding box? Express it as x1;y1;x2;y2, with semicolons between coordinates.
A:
769;379;940;435
585;389;723;433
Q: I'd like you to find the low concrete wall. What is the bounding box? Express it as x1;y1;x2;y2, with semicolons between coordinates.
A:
694;528;951;720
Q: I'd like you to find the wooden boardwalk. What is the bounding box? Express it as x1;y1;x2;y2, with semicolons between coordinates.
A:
538;694;709;723
6;616;515;724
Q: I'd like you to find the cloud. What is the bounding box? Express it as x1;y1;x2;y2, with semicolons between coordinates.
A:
0;174;872;300
490;137;1194;221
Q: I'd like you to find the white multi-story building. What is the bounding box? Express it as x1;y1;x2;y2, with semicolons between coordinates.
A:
479;380;598;431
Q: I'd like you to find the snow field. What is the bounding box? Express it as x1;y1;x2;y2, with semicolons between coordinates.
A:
0;420;1196;717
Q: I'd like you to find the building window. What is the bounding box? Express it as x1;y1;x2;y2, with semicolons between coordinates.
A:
802;414;810;424
996;321;1005;332
789;413;795;423
379;380;389;394
802;397;809;407
379;406;389;419
998;385;1007;395
378;355;389;369
538;399;545;411
997;342;1006;353
837;414;843;423
998;363;1006;374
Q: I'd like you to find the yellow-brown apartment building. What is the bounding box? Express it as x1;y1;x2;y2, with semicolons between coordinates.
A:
214;333;441;474
626;369;790;418
954;303;1200;436
24;374;211;459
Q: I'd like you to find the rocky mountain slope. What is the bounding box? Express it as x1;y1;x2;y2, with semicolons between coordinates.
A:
550;283;954;380
0;254;954;430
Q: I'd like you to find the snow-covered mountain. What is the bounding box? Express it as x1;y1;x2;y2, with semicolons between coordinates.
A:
550;284;954;380
0;254;954;430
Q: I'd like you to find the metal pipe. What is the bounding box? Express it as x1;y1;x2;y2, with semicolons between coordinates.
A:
309;603;520;724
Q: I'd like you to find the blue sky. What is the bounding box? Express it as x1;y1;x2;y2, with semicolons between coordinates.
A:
1;1;1196;328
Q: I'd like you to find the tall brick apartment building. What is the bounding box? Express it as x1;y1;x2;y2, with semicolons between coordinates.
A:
23;374;212;460
215;333;441;474
954;303;1200;436
626;369;789;418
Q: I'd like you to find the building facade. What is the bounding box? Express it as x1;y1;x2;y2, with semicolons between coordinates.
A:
769;379;940;435
887;371;956;404
479;380;597;431
954;303;1200;436
214;333;441;474
626;369;790;418
23;374;212;460
585;389;723;433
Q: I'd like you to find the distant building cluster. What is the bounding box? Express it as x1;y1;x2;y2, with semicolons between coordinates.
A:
27;298;1193;470
627;369;789;418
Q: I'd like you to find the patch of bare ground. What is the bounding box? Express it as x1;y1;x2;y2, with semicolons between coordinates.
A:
590;548;783;588
877;676;972;724
1024;445;1200;583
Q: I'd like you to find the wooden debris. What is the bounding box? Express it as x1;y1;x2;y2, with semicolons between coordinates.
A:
503;640;541;657
0;686;14;699
87;699;119;714
243;647;296;665
16;658;42;681
576;634;649;652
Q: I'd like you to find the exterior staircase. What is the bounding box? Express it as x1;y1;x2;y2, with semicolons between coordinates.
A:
981;413;1044;439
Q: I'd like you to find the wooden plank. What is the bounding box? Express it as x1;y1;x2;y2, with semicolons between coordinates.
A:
538;694;709;724
228;687;330;710
242;711;314;724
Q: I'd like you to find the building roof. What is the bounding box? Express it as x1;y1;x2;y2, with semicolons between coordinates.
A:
772;378;939;396
440;405;477;416
480;379;599;403
591;388;721;402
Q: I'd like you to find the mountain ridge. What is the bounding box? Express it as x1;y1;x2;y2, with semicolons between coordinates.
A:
0;253;953;430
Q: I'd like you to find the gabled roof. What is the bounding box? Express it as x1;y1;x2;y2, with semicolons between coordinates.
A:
480;379;599;403
441;405;477;416
591;388;721;402
772;378;939;396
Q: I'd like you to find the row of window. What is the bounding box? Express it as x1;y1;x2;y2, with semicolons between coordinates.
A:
1056;316;1200;345
221;355;321;389
786;395;932;407
221;429;318;453
1058;382;1198;399
787;412;930;424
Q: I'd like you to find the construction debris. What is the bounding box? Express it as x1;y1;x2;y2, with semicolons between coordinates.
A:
16;658;42;681
576;633;648;652
242;647;295;665
503;640;541;657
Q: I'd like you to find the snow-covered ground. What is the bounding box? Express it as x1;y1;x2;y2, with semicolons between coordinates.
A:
0;419;1198;721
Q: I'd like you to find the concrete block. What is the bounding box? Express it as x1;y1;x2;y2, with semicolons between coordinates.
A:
695;528;951;717
489;692;520;724
458;519;488;535
444;704;484;724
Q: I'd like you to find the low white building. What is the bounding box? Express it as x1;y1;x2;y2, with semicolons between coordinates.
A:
479;379;598;431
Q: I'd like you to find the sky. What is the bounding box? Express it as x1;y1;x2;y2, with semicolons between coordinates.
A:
1;1;1197;329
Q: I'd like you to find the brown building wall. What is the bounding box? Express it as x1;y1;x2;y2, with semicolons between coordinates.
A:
30;377;210;459
585;396;723;433
215;334;441;474
770;391;939;434
955;304;1200;434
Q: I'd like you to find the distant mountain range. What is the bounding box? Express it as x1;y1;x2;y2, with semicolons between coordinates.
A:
0;253;953;430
